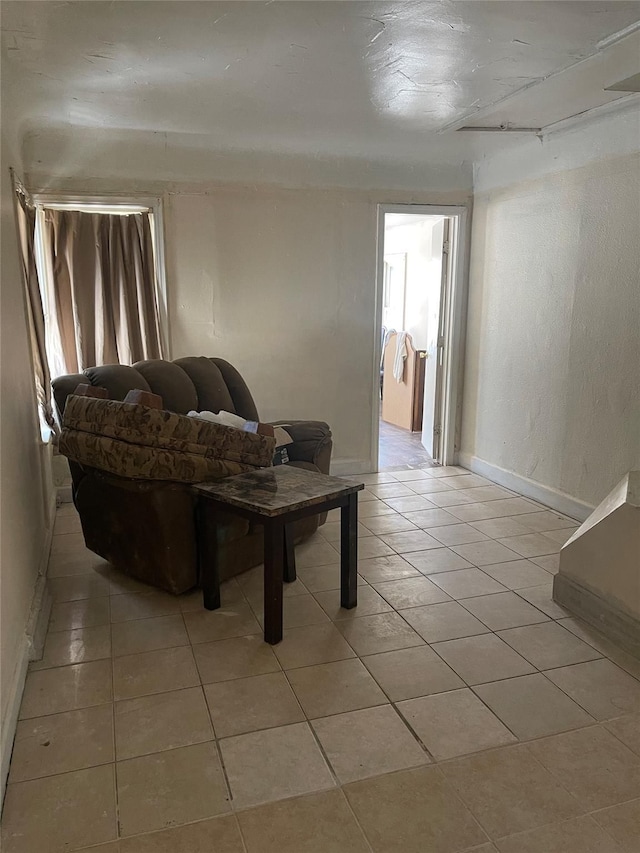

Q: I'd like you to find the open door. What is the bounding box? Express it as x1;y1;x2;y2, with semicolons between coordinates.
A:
375;203;468;471
421;219;449;459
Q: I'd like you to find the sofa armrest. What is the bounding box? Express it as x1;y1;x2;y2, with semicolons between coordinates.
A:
269;420;332;474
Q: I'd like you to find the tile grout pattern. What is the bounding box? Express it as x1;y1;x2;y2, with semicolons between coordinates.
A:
3;464;640;853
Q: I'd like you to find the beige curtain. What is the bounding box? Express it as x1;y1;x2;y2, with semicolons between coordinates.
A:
42;208;164;372
14;184;58;432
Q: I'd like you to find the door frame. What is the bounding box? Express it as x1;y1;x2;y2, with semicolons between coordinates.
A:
373;203;469;469
424;216;450;461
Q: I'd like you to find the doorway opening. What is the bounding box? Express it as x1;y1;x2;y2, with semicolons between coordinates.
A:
374;204;468;471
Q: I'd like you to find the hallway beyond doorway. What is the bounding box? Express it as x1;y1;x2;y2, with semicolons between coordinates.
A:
379;420;436;471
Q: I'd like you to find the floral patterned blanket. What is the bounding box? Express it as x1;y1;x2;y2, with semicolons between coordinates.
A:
59;395;275;482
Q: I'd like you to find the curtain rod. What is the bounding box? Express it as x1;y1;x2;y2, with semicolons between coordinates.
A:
40;202;152;214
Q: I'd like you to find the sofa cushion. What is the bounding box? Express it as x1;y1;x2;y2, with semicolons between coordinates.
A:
174;356;236;414
211;358;260;421
84;364;151;400
133;359;198;414
59;395;276;483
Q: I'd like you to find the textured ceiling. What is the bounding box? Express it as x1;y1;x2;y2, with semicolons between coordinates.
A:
2;1;639;172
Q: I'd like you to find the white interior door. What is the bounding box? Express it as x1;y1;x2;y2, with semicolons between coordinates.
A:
421;219;448;457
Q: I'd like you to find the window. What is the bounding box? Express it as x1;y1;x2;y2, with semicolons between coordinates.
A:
32;195;169;378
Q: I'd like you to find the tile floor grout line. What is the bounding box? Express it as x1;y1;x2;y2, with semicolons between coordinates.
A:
108;619;117;842
115;812;247;850
334;786;378;853
430;752;545;845
285;675;594;767
601;719;640;755
460;717;610;759
386;701;440;764
4;757;121;790
7;756;116;788
301;711;344;790
231;806;254;853
523;727;640;797
454;593;552;629
460;683;524;744
199;677;237;816
497;743;599;836
112;696;122;842
587;796;640;819
291;647;438;759
428;763;496;850
490;813;611;847
415;633;526;692
542;653;640;701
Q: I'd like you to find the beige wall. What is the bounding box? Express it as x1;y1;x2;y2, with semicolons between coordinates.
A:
167;188;376;469
0;137;54;791
164;187;467;471
461;151;640;509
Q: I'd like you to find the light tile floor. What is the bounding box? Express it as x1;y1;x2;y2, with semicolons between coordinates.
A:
3;466;640;853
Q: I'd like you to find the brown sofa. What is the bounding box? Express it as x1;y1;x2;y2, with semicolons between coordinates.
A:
53;356;332;594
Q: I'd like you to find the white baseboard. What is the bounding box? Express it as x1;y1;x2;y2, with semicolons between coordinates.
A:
553;573;640;659
1;496;55;806
57;484;73;503
26;574;52;662
0;635;30;805
330;458;373;477
458;453;594;522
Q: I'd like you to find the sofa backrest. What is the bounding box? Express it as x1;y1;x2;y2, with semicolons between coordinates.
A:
52;357;260;422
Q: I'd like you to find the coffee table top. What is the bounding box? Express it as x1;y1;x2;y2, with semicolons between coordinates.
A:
194;465;364;517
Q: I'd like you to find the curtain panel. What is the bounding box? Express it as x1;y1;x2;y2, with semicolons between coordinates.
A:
42;208;164;373
14;185;58;432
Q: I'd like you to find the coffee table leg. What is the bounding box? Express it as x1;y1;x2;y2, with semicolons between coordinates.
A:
264;520;284;644
283;524;297;583
340;493;358;609
198;502;221;611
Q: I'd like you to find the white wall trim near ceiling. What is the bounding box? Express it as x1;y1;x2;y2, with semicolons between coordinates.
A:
458;453;595;523
443;20;640;135
473;99;639;193
597;19;640;50
540;92;639;137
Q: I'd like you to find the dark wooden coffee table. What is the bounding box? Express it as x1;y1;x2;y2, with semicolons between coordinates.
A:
194;466;364;644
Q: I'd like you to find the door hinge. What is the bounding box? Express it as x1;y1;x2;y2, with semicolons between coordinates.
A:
434;425;443;435
442;241;450;254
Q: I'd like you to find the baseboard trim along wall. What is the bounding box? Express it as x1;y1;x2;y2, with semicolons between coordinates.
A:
26;574;53;663
553;573;640;659
330;458;372;477
1;496;55;806
57;484;73;503
0;637;30;806
457;453;595;522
